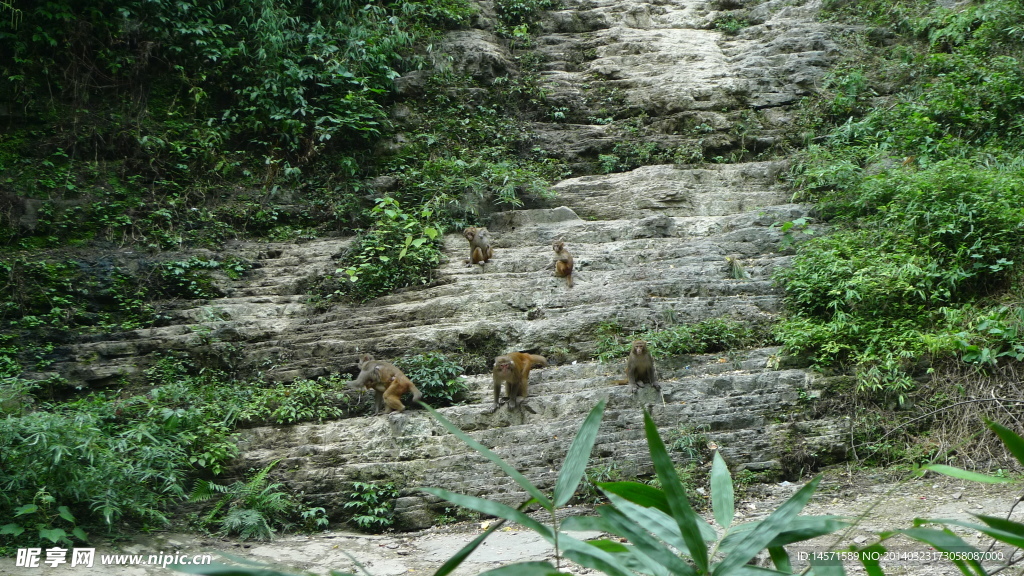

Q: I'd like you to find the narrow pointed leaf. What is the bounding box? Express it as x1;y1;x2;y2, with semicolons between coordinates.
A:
921;517;1024;548
599;481;671;512
920;464;1011;484
987;420;1024;466
597;505;697;576
554;399;607;507
420;488;552;536
711;451;735;530
556;532;638;576
432;517;506;576
423;404;552;510
477;561;568;576
712;476;821;576
603;490;716;553
767;546;791;572
586;539;632;553
897;528;985;576
974;513;1024;538
858;543;888;576
643;410;710;572
561;515;613;532
807;560;845;576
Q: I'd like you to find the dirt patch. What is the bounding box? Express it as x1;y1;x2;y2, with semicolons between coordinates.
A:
2;471;1020;575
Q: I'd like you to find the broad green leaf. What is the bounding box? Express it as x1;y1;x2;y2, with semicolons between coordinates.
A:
0;523;24;536
554;399;607;507
712;477;821;576
419;488;552;537
643;410;709;572
39;528;67;543
14;503;38;516
987;420;1024;466
919;464;1011;484
433;517;507;576
477;561;569;576
898;528;985;576
423;404;552;509
597;505;697;576
57;505;75;523
72;526;88;542
711;451;735;530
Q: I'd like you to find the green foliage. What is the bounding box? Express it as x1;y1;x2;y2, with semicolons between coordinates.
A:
596;319;772;362
0;491;87;547
712;15;749;35
343;481;399;532
421;400;850;575
333;198;443;302
191;460;328;541
395;352;471;406
870;420;1024;576
495;0;560;37
779;0;1024;392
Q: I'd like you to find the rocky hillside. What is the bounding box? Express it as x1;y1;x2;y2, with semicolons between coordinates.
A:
37;0;849;528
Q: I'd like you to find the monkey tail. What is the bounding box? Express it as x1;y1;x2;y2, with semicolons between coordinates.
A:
566;273;574;288
410;384;423;404
530;355;548;368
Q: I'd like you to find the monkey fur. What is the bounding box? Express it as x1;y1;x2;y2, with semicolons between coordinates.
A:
464;227;494;266
552;240;574;288
348;353;422;414
613;340;660;393
489;352;547;412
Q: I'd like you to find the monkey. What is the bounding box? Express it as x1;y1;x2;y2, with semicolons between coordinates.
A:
552;240;574;288
348;354;422;414
612;340;660;393
489;352;547;413
464;227;494;266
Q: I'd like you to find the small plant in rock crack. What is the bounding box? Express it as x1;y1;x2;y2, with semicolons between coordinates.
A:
344;482;399;532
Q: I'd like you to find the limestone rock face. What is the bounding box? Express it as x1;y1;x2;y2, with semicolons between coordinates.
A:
39;0;846;529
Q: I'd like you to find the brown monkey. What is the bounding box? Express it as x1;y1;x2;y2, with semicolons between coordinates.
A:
552;240;574;288
348;354;423;414
464;227;494;266
489;352;547;412
613;340;660;393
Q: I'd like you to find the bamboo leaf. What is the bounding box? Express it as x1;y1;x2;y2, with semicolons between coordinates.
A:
711;451;735;530
554;399;607;507
919;464;1011;484
643;410;710;572
423;404;552;510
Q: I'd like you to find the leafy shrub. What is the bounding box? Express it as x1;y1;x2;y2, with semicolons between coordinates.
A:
191;460;327;541
395;352;470;407
343;482;399;532
334;198;443;302
596;319;772;362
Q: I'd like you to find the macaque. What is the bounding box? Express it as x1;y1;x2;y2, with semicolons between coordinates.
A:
613;340;660;393
464;227;494;266
348;354;422;414
489;352;547;412
552;240;574;288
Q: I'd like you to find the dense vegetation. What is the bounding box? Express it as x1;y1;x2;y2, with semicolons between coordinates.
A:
777;0;1024;412
0;0;541;549
4;0;1024;554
